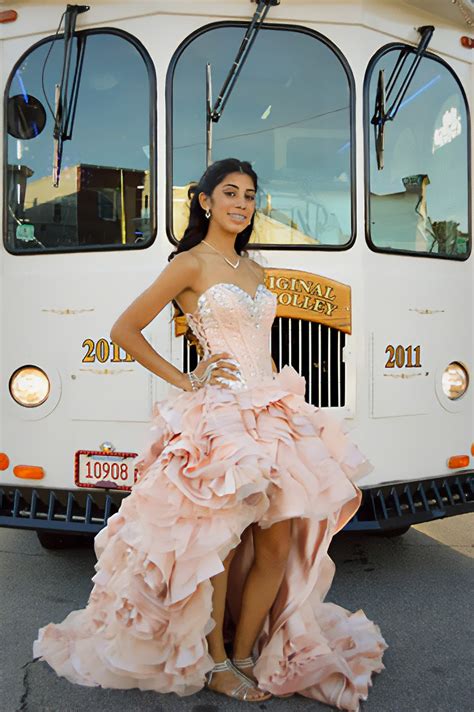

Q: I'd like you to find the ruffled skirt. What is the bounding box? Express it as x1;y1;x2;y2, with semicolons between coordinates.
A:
33;366;387;710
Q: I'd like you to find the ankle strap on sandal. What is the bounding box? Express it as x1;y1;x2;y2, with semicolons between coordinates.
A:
232;655;256;667
211;658;234;673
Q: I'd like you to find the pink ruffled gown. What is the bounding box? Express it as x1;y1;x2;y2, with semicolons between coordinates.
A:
33;282;387;710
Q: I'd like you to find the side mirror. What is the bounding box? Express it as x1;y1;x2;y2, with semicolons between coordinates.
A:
7;94;47;139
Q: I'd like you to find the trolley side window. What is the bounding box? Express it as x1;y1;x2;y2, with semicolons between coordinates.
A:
4;30;156;254
169;24;355;249
366;46;470;259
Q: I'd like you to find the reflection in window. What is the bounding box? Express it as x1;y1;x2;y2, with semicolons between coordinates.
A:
5;32;154;253
367;48;470;258
98;188;118;222
171;26;354;247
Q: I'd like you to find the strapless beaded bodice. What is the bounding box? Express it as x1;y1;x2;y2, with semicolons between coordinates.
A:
185;283;277;391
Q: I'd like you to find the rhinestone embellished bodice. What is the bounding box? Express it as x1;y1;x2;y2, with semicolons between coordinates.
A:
185;282;277;390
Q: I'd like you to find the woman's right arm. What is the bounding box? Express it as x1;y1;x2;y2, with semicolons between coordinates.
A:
109;252;199;391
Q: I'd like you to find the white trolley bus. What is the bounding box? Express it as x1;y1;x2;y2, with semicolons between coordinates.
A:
1;0;472;547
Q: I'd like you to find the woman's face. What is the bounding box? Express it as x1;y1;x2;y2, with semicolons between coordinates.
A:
199;171;256;235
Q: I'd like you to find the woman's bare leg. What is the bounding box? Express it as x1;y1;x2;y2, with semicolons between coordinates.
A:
206;547;270;700
206;548;235;661
232;519;292;681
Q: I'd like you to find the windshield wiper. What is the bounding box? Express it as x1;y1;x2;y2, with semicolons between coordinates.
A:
206;0;280;165
371;25;434;170
52;4;89;187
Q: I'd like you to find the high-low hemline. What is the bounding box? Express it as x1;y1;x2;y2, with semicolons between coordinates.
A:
34;365;387;711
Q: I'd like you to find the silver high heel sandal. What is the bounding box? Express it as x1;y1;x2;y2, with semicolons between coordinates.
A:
205;657;272;702
233;654;293;699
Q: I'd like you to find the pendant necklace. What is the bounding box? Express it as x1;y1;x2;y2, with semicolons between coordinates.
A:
203;240;240;269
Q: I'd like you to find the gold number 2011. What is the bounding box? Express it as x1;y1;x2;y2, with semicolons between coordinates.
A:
82;338;135;364
385;344;421;369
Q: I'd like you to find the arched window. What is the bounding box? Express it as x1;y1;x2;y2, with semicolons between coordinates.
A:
168;23;355;249
5;30;156;254
366;45;470;259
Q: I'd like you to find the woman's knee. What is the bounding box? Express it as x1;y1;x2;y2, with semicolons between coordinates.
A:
253;520;292;569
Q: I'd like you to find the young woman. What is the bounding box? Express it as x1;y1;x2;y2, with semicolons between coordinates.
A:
34;158;387;708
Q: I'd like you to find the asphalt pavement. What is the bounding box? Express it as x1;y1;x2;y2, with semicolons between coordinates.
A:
1;514;472;712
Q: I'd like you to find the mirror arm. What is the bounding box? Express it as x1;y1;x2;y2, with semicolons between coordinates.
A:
386;25;434;120
370;25;434;171
52;4;89;187
205;0;280;165
63;34;86;140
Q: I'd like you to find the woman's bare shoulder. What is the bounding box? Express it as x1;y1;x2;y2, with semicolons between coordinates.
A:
168;247;208;282
170;248;201;269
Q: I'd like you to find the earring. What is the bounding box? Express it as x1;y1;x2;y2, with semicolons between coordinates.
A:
205;209;211;219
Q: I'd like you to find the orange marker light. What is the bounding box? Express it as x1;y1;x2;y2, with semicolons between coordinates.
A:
13;465;45;480
447;455;469;470
471;443;474;457
0;454;10;471
0;10;18;23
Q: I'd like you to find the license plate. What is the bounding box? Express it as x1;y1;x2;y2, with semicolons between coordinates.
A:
74;450;139;490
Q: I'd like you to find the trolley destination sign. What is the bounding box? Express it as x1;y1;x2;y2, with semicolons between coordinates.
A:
264;268;352;334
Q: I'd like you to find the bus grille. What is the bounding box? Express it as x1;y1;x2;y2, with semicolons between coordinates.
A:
182;316;346;407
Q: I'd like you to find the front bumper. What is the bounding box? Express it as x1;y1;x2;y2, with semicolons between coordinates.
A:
344;470;474;532
0;471;472;536
0;486;126;535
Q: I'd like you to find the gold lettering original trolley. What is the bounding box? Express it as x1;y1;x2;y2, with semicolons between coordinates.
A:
1;0;472;547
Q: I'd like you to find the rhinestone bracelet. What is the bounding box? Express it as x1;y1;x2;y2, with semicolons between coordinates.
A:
187;372;201;391
187;360;221;391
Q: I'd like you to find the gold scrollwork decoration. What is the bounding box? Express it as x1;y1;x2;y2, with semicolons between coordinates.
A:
78;368;134;375
42;308;95;315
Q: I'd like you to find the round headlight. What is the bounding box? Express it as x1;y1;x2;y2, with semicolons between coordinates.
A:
9;366;50;407
441;362;469;400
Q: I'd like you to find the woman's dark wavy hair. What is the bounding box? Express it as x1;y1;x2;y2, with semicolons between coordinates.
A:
169;157;258;262
168;158;258;355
